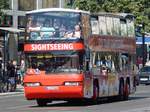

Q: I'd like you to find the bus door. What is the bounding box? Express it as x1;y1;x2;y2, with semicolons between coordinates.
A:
94;52;109;97
107;55;119;96
83;55;93;98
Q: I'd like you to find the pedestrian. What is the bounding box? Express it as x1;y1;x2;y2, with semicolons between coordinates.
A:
7;60;17;92
20;59;25;84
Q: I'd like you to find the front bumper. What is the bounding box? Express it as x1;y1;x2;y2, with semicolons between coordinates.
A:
24;86;83;100
139;77;150;84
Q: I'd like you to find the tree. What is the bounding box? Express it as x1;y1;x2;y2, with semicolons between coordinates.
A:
0;0;9;18
73;0;150;32
73;0;100;12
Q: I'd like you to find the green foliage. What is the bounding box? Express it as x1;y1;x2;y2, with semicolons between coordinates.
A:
0;0;9;16
74;0;100;12
73;0;150;32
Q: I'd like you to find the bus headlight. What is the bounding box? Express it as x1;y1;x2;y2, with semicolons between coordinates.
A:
64;82;82;86
25;82;41;87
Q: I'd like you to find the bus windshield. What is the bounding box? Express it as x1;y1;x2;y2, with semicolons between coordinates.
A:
26;52;83;73
26;11;81;40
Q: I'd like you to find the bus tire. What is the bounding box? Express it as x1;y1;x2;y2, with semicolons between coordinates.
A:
119;82;124;101
124;82;129;100
36;99;47;106
92;84;99;104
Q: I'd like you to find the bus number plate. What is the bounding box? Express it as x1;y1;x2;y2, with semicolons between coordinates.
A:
46;86;59;90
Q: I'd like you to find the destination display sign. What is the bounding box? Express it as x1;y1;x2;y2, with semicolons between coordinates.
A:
24;42;84;51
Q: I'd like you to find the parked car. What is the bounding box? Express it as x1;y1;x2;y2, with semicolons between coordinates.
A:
138;66;150;85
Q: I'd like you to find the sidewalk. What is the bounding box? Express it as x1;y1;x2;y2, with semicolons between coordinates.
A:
16;84;24;92
0;84;24;96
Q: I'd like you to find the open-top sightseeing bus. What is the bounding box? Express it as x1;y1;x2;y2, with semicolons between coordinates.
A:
23;8;136;106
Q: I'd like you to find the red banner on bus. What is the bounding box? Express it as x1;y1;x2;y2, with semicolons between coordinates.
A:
24;42;84;51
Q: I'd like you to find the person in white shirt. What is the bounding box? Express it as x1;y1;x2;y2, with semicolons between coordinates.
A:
73;25;81;38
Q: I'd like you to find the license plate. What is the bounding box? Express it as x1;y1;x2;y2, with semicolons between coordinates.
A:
140;78;148;81
46;86;59;90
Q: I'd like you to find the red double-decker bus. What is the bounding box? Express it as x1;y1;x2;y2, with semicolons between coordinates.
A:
23;8;136;106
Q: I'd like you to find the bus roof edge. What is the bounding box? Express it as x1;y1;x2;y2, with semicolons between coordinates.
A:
26;8;90;14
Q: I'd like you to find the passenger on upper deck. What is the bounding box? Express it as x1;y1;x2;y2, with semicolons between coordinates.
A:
27;18;41;40
64;24;81;38
64;25;73;38
40;19;55;38
53;19;61;37
59;23;66;37
73;25;81;38
28;18;41;32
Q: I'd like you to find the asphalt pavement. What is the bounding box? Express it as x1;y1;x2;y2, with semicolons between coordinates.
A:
1;85;150;112
0;84;24;96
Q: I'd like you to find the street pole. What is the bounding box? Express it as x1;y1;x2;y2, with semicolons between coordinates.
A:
3;32;6;77
4;32;6;76
3;31;8;77
142;22;145;67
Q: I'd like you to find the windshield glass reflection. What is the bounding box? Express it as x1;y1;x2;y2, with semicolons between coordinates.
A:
26;12;81;40
26;52;84;73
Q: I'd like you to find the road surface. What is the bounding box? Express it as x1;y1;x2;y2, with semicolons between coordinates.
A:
0;85;150;112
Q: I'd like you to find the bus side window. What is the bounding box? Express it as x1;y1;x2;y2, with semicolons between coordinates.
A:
113;54;120;72
106;57;112;69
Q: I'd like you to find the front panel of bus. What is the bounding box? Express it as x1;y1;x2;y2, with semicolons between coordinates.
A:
24;49;85;100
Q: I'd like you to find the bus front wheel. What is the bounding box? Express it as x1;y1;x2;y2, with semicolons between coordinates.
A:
119;82;124;101
124;83;130;100
36;99;47;106
92;84;99;103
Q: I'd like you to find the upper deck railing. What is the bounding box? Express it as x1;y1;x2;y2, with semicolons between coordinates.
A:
91;12;135;38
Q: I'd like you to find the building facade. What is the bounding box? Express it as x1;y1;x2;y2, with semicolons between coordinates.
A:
2;0;70;28
0;0;71;64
